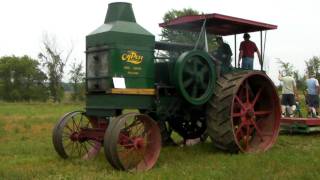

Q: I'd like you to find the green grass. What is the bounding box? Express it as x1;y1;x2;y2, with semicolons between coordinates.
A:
1;102;320;179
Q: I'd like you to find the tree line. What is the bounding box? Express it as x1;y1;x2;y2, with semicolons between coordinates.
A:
0;35;85;102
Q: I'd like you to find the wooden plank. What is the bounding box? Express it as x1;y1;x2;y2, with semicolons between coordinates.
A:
110;88;155;95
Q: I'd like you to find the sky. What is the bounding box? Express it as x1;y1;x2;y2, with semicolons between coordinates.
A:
0;0;320;83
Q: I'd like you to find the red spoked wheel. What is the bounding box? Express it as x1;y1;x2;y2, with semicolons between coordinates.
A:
207;71;280;153
104;113;161;172
52;111;103;159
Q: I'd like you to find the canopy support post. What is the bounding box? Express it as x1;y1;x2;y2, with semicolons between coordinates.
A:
260;31;263;71
234;34;237;68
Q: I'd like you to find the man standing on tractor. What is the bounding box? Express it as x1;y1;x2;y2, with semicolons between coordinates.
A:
278;71;298;117
306;72;320;117
238;33;262;70
212;36;233;73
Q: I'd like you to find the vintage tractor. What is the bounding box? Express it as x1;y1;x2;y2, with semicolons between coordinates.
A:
52;2;280;171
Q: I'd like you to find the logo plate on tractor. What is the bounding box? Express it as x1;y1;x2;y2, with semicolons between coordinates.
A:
121;50;144;64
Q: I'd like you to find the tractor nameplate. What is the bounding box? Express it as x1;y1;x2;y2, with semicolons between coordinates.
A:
121;50;144;65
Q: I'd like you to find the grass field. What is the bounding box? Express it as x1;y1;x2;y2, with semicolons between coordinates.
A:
1;102;320;179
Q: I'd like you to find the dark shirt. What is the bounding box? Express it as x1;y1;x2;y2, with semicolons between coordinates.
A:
239;40;258;58
213;43;233;66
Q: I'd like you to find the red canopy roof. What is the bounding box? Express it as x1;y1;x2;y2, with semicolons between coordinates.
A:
159;13;277;36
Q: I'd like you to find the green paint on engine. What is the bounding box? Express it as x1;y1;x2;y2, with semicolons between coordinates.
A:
86;2;155;91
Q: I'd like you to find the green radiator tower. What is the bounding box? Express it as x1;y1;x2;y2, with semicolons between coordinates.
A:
85;2;155;116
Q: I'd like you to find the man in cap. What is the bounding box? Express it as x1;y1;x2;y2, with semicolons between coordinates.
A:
306;72;320;117
212;36;233;73
278;71;297;117
238;33;262;70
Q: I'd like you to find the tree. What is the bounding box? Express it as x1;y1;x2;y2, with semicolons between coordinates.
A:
161;8;201;44
38;34;72;102
160;8;217;53
277;59;305;90
305;56;320;79
293;70;306;91
277;59;294;76
69;61;85;101
0;55;49;101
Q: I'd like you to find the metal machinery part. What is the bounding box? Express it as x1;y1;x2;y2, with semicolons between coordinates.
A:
141;110;174;146
104;113;161;172
52;111;106;159
167;106;207;140
150;50;215;142
206;71;280;152
145;97;207;143
281;118;320;133
174;50;216;105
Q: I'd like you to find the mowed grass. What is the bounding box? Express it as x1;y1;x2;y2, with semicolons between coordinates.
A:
1;103;320;179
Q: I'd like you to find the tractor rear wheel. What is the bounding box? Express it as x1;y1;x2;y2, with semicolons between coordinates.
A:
206;71;280;153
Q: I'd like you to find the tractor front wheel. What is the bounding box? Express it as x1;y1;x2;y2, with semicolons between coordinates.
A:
52;111;102;159
104;113;161;172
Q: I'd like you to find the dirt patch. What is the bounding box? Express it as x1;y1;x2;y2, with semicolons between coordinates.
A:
0;136;13;142
3;121;53;136
1;115;27;123
1;114;56;133
30;123;54;135
4;124;26;133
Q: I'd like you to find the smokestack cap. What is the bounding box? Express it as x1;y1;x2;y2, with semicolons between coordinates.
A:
104;2;136;23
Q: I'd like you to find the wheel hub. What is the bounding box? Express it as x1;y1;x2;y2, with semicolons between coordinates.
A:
245;109;255;119
70;131;87;142
70;132;80;142
133;137;145;149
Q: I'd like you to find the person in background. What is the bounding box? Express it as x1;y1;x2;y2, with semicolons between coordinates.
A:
238;33;262;70
306;72;320;117
212;36;233;73
278;71;297;117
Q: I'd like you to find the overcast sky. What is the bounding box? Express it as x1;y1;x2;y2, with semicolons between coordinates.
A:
1;0;320;83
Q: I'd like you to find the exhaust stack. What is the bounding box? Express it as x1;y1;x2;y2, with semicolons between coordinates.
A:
104;2;136;23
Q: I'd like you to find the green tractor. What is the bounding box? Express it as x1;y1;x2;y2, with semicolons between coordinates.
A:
52;2;280;171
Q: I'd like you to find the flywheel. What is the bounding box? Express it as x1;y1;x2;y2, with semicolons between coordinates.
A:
174;50;216;105
206;71;280;153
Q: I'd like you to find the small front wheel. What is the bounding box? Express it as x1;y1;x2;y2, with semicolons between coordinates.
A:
104;113;161;172
52;111;102;159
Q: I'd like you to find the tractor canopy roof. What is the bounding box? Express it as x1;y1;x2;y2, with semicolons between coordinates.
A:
159;13;277;36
